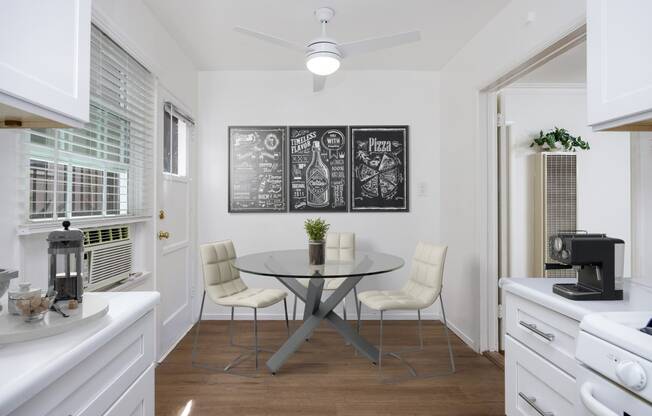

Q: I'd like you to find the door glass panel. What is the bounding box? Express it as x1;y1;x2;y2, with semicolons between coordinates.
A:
163;107;189;177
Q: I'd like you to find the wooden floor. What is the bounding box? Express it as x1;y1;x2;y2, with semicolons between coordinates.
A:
156;319;504;416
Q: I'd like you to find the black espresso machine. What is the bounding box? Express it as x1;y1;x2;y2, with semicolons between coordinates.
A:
549;232;624;301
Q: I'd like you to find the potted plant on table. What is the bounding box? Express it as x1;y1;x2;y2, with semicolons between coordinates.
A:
304;217;330;265
530;127;590;151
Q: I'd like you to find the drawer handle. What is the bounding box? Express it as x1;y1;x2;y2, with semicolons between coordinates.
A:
518;392;554;416
519;320;555;341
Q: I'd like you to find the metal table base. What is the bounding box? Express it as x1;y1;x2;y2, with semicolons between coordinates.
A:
267;274;379;374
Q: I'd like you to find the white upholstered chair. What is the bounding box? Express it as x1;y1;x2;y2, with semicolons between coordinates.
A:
292;232;359;322
357;242;455;378
192;240;289;373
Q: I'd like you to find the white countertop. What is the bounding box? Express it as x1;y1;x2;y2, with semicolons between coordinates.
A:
500;277;652;321
0;291;159;416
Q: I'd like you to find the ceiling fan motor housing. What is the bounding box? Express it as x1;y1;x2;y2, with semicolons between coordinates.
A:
306;37;341;59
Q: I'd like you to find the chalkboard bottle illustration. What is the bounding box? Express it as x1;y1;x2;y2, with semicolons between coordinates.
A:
306;141;330;207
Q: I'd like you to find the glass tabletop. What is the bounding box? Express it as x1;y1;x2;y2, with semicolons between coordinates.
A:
231;250;405;278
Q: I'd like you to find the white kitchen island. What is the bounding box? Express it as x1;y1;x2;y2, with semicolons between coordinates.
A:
0;291;159;416
500;277;652;416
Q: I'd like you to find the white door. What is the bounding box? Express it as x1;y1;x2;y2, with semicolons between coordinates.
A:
156;93;195;360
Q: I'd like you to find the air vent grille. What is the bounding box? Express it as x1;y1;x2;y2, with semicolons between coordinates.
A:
544;153;576;278
88;243;133;285
82;225;133;291
83;226;130;247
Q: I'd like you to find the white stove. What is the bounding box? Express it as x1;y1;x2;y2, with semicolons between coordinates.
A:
577;311;652;415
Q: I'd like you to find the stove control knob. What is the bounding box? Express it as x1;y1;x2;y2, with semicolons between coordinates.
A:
616;360;647;391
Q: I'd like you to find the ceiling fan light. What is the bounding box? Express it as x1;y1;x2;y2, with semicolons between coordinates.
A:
306;53;340;76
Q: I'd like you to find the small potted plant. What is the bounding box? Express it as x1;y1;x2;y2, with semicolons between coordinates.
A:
304;217;330;265
530;127;590;151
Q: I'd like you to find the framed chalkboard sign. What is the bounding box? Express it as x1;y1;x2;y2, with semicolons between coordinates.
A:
228;126;287;212
288;126;348;212
350;126;409;212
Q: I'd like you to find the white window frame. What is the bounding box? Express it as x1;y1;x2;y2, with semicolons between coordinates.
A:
19;24;155;233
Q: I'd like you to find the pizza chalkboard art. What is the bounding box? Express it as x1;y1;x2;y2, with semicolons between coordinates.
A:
350;126;409;212
228;126;287;212
289;126;348;212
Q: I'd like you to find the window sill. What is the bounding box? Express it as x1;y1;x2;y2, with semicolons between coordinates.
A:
17;215;152;236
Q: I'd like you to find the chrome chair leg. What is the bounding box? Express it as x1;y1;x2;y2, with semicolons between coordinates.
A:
292;295;297;321
191;290;206;366
353;286;359;323
417;309;424;349
372;298;455;383
379;310;384;374
343;296;347;321
229;306;235;346
440;294;456;373
283;298;290;338
254;307;258;370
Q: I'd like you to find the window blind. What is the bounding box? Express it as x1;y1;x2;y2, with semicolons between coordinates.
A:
21;24;155;224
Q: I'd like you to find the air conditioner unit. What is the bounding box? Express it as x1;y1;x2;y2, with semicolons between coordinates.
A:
534;152;577;278
82;225;133;291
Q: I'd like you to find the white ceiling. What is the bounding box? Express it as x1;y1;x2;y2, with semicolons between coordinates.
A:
517;42;587;84
143;0;510;71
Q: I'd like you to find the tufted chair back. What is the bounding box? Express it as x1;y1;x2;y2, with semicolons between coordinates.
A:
199;240;247;302
402;242;448;307
325;232;355;261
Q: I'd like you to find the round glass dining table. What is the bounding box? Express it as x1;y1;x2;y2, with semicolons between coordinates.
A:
231;249;404;374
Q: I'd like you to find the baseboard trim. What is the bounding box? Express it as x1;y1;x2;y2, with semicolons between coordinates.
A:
446;319;477;351
157;321;194;363
483;351;505;369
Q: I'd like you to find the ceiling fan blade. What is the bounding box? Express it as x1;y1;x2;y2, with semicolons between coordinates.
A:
234;27;305;52
313;75;327;92
339;30;421;58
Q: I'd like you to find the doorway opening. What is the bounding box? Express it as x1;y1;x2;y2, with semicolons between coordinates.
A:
479;23;640;354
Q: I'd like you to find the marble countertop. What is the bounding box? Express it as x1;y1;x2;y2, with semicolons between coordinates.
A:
499;277;652;321
0;291;159;416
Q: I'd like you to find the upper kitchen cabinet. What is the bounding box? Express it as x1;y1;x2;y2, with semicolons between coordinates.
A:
0;0;90;128
587;0;652;131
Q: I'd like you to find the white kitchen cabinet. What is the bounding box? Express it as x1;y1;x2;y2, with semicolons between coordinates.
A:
0;292;159;416
104;365;155;416
501;277;652;416
587;0;652;131
0;0;90;128
504;291;580;415
505;335;576;416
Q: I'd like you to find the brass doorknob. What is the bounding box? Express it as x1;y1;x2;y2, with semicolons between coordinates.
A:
158;231;170;240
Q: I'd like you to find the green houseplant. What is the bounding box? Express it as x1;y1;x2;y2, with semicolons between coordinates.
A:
304;217;330;265
530;127;590;152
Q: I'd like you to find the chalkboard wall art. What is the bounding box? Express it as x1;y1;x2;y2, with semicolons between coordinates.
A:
289;126;348;212
350;126;409;212
228;126;287;212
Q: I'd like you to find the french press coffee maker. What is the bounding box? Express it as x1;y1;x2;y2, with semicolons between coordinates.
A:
47;220;85;302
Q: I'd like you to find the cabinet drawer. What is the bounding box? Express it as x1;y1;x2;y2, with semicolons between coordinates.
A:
505;292;579;377
506;335;575;416
104;364;154;416
10;311;155;416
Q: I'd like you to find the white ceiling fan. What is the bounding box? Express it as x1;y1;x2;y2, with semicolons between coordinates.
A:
234;7;421;92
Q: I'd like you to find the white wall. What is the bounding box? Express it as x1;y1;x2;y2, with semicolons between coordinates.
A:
439;0;586;350
197;70;441;320
501;86;631;278
92;0;197;114
0;0;197;294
